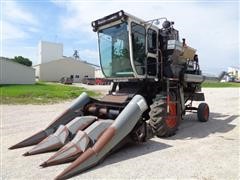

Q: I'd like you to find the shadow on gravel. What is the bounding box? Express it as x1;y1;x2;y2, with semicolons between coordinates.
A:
81;140;171;175
169;112;239;140
84;112;239;176
57;112;238;178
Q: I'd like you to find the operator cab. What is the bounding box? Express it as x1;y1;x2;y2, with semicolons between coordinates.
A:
92;10;159;80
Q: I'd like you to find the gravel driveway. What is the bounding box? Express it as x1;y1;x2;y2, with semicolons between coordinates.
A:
1;88;239;179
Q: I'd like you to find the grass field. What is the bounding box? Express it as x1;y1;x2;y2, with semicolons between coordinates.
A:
1;81;239;104
0;82;99;104
202;82;240;88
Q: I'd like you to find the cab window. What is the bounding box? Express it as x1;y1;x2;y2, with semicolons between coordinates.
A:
147;29;157;53
131;22;146;75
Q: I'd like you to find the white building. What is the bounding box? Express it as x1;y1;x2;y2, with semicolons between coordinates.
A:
34;57;95;82
0;58;35;84
95;68;104;78
228;66;240;80
34;41;95;82
38;41;63;64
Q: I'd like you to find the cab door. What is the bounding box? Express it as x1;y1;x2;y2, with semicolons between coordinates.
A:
146;28;158;79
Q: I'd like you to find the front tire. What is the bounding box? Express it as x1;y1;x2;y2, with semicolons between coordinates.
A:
149;93;180;137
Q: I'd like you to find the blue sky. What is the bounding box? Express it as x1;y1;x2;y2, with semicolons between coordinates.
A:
1;0;239;74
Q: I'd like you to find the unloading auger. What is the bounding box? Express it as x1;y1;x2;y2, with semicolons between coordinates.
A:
10;10;210;179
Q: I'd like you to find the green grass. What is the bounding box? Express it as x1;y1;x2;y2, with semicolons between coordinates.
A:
202;82;240;88
0;82;100;104
1;81;238;104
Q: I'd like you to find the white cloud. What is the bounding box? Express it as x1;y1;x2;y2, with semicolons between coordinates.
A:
2;45;37;63
53;2;238;43
1;20;28;40
80;49;99;62
1;1;40;64
53;1;239;73
27;27;40;33
3;1;39;26
2;1;39;40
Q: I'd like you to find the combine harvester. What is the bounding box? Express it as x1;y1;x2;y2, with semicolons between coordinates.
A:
10;11;210;179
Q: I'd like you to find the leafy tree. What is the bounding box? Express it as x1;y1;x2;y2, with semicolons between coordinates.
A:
13;56;32;67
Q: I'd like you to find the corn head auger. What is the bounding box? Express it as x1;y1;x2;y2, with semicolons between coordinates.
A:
9;10;210;179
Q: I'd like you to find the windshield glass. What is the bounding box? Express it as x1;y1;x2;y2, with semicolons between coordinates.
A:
98;22;133;77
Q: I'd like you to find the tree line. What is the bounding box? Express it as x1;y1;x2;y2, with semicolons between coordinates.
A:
1;56;32;67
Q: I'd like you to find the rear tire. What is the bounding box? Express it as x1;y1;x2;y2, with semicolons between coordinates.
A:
149;93;180;137
197;103;209;122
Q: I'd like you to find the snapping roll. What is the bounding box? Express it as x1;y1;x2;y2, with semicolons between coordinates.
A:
23;116;97;156
40;120;113;167
9;92;90;150
55;95;148;180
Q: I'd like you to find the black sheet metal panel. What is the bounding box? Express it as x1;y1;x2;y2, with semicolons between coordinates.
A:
192;93;205;101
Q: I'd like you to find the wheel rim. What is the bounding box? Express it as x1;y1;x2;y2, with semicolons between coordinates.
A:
203;105;209;120
166;99;177;129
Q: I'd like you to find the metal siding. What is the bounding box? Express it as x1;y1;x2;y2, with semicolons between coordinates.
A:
0;60;35;84
37;59;95;82
38;41;63;64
